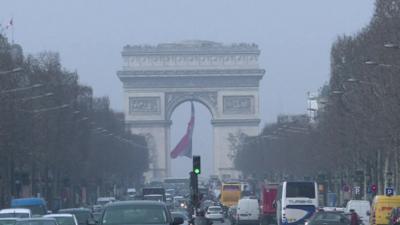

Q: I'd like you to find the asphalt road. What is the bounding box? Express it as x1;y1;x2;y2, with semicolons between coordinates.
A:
211;219;231;225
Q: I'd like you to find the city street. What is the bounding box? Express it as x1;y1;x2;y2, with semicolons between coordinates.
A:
2;2;400;225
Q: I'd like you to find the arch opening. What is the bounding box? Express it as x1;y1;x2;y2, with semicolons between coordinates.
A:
170;101;213;177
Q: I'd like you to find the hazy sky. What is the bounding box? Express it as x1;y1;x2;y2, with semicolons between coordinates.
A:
1;1;375;177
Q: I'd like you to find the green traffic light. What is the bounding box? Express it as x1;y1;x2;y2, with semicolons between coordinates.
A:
194;168;200;174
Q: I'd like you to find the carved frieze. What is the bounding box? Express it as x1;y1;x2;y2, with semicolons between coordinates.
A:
223;96;254;115
124;55;258;69
129;97;161;115
165;92;218;118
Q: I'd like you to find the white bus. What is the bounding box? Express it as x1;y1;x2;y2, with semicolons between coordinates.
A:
276;181;318;225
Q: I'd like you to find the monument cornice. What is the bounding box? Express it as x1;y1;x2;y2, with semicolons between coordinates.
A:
126;120;172;127
117;69;265;77
211;118;261;127
122;41;260;56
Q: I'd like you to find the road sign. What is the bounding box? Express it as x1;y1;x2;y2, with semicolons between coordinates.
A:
353;186;361;195
371;184;377;193
385;187;394;196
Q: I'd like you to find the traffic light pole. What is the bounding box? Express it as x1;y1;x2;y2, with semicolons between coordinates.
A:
189;171;198;218
190;156;201;217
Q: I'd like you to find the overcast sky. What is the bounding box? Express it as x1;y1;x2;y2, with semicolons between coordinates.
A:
1;0;375;177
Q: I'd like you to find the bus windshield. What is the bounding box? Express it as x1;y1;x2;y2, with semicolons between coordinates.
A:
286;182;315;198
223;185;240;191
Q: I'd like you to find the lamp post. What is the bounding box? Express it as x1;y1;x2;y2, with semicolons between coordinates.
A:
386;171;393;189
0;67;22;75
364;60;400;69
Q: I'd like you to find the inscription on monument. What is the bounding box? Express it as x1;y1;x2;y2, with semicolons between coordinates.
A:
223;96;254;114
129;97;161;114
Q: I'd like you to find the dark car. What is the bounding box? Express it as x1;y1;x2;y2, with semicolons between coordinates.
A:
100;200;184;225
15;218;57;225
228;205;237;225
171;212;189;225
307;211;350;225
389;207;400;225
58;208;95;225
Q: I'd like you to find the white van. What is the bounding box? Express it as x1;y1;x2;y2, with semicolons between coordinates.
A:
0;208;31;218
237;198;260;225
97;197;116;205
127;188;137;198
346;200;371;225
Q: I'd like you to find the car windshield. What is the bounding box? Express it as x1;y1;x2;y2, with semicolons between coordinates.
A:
15;220;56;225
171;213;187;220
102;205;167;225
286;182;315;198
208;208;221;212
59;212;89;225
0;213;29;218
16;206;44;216
143;196;163;201
52;217;75;225
0;220;17;225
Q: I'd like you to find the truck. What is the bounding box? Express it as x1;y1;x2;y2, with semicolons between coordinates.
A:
220;183;241;211
142;187;166;202
260;183;278;225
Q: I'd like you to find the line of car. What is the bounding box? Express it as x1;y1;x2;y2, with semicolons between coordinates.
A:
0;200;186;225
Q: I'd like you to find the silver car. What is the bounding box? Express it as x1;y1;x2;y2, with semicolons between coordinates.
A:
205;206;224;223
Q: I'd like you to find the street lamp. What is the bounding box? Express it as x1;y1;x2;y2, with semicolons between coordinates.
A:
1;83;44;95
364;60;400;69
20;92;54;102
386;171;393;188
384;43;399;49
0;67;22;75
331;90;344;95
365;60;379;66
345;78;377;86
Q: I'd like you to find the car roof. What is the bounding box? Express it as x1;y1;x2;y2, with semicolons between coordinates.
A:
0;208;31;213
0;218;19;220
58;208;90;212
44;214;75;218
105;200;166;207
11;198;45;205
208;206;222;209
17;218;56;221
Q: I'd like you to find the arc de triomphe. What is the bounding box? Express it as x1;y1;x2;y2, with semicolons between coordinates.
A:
117;40;265;180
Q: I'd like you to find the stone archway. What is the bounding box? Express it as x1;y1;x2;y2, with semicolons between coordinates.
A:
117;40;265;180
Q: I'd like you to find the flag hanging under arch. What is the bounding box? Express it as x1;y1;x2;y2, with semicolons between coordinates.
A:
170;102;195;159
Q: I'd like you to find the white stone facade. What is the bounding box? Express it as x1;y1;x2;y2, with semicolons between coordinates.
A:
117;40;265;181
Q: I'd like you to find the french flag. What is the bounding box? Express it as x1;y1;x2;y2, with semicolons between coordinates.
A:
170;102;195;159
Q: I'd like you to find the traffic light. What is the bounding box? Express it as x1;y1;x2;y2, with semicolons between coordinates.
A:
193;155;201;175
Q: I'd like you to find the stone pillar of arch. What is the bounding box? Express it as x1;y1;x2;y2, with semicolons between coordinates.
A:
117;40;265;181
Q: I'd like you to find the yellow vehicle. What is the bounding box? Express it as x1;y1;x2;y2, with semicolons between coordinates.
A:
220;183;241;208
370;195;400;225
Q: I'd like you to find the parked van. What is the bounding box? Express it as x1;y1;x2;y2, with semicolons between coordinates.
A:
0;208;32;218
11;198;47;216
236;198;260;225
346;200;371;225
370;195;400;225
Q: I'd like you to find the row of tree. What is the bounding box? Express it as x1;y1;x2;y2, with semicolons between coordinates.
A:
234;0;400;198
0;34;149;209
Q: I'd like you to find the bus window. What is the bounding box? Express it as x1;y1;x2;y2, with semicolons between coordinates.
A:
286;182;315;198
